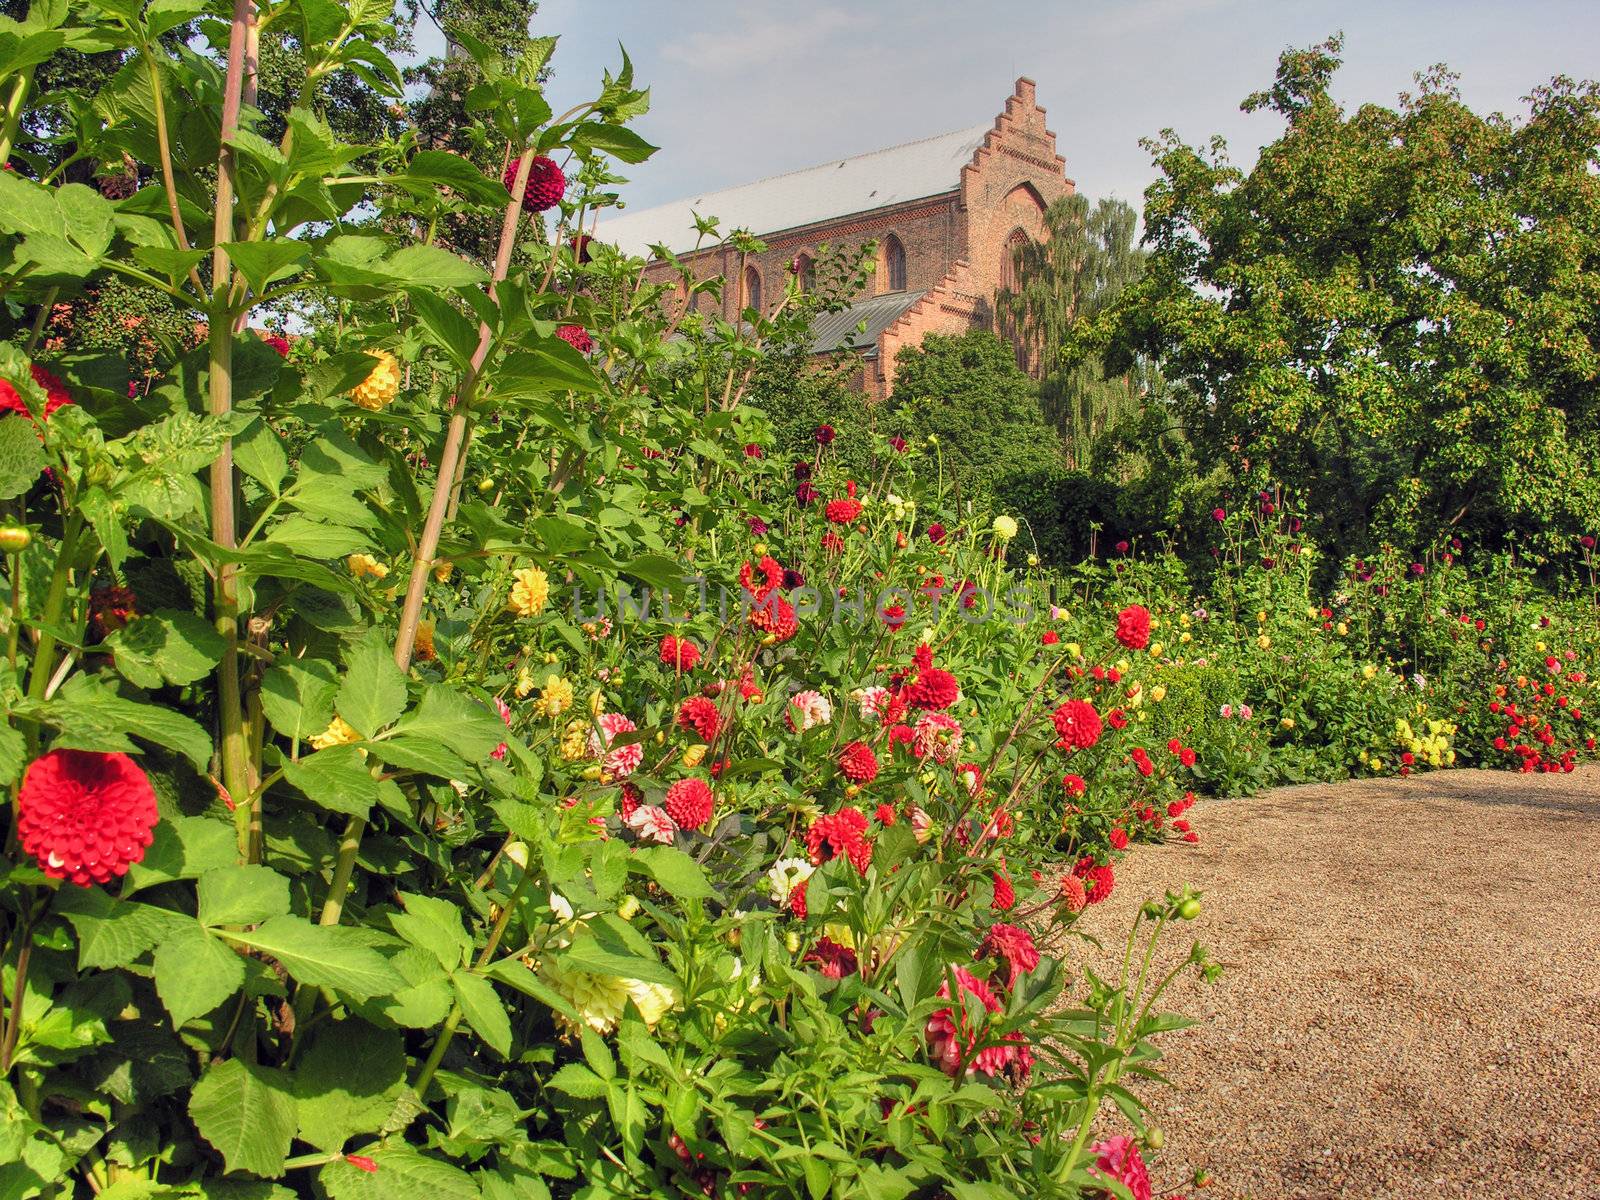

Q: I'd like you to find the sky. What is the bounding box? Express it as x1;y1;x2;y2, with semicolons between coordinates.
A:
411;0;1600;215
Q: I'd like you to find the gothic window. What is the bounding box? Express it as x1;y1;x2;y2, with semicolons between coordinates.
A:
742;265;762;313
794;253;814;292
1001;228;1029;292
878;234;907;293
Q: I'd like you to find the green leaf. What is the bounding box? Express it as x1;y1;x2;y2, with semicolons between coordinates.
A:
280;746;379;818
106;609;225;688
45;674;211;769
154;921;245;1028
407;288;481;370
338;638;407;738
124;815;237;893
292;1020;406;1154
383;244;488;288
451;971;511;1057
197;865;291;927
260;658;338;743
495;342;601;399
389;893;470;970
560;933;677;990
54;887;188;969
263;514;371;559
572;122;658;164
319;1148;477;1200
545;1062;608;1099
633;846;714;900
188;1059;298;1178
234;417;288;494
0;416;44;498
387;686;506;761
220;917;403;998
393;150;509;205
222;240;309;294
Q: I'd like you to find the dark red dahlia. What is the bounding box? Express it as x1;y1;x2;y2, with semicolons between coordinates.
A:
619;781;643;820
555;324;593;354
838;740;879;784
1051;699;1102;750
803;936;858;979
793;460;812;481
926;522;946;545
795;483;819;506
659;634;701;671
18;750;159;887
888;435;907;452
743;442;762;458
517;154;566;210
263;334;291;357
820;530;844;555
1115;604;1152;651
569;233;593;263
806;806;872;872
676;695;721;742
90;584;139;636
814;424;835;445
663;777;714;831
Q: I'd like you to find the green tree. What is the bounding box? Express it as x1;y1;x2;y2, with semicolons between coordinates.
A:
1089;36;1600;559
998;194;1147;460
885;329;1063;510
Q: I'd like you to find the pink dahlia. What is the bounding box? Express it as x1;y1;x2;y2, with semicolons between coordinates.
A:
1088;1136;1152;1200
925;966;1031;1081
587;712;643;778
979;922;1040;987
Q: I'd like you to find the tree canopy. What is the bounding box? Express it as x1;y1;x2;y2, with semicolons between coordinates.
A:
1089;35;1600;559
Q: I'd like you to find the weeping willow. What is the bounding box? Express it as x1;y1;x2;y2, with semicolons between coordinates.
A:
997;195;1147;465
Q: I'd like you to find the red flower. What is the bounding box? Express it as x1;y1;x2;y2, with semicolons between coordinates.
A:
795;482;818;506
1179;747;1197;767
89;584;139;636
901;646;959;711
881;603;906;629
1089;1136;1152;1200
748;593;798;643
992;868;1015;911
820;530;845;555
263;334;291;357
1061;773;1086;797
569;233;593;263
888;435;907;452
1582;535;1596;550
1051;699;1102;750
663;777;714;831
1041;630;1060;645
555;324;593;354
0;364;74;421
1211;507;1226;522
979;922;1040;987
925;967;1030;1081
18;750;159;887
792;460;812;481
1085;863;1115;904
926;522;946;545
1115;540;1130;555
676;695;721;742
743;442;762;458
619;781;643;820
825;498;863;524
1106;708;1129;730
659;634;701;671
515;154;566;210
838;740;879;783
1058;873;1087;913
803;936;858;979
815;424;835;445
874;803;897;825
1109;828;1129;850
807;807;872;872
1115;604;1152;651
788;881;808;918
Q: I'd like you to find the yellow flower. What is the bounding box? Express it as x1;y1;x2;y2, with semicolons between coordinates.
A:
1362;664;1378;680
1027;553;1039;567
991;514;1018;540
559;718;588;760
508;566;550;617
433;560;454;583
515;667;537;698
682;744;707;768
414;618;436;661
347;553;388;579
1336;622;1348;636
1149;684;1167;703
1281;717;1295;730
309;715;362;750
1179;631;1192;644
624;978;677;1028
1256;611;1267;623
1065;642;1083;659
1257;634;1272;650
588;688;605;717
1149;641;1164;657
350;349;401;411
540;959;629;1035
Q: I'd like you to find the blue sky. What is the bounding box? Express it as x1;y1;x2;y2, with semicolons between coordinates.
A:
411;0;1600;215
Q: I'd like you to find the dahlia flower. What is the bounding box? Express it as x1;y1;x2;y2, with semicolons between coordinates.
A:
1052;699;1103;750
677;695;721;742
18;750;159;887
991;514;1018;540
1115;604;1152;651
924;966;1031;1081
766;856;815;905
490;696;512;761
803;936;859;979
624;804;677;844
659;634;701;671
0;363;74;421
978;922;1040;987
786;690;832;732
852;685;891;721
807;807;872;872
508;566;551;617
913;712;963;764
533;674;575;718
587;712;643;778
838;741;879;784
309;715;362;750
518;154;566;210
663;777;714;831
349;349;400;411
555;324;593;355
1088;1136;1152;1200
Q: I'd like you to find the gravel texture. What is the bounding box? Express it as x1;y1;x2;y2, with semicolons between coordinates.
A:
1082;766;1600;1200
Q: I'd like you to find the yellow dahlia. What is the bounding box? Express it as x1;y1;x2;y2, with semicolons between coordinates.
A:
414;618;436;662
433;560;454;583
534;674;575;718
515;667;537;698
558;718;588;760
309;715;362;750
350;349;401;411
508;566;550;617
347;553;388;579
541;958;628;1035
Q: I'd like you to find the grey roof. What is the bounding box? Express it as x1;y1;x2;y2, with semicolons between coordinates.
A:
595;124;989;257
809;290;926;356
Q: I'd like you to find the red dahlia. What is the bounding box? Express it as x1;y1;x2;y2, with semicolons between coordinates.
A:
992;868;1015;911
825;498;862;524
1085;863;1115;904
1089;1136;1152;1200
806;806;872;872
659;634;701;671
1058;873;1087;913
979;922;1040;987
1051;699;1103;750
555;324;593;354
0;364;74;421
803;936;858;979
19;750;158;886
838;740;879;783
676;695;721;742
663;777;714;831
1115;604;1152;651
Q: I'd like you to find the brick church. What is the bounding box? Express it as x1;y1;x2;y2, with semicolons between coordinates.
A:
595;78;1073;400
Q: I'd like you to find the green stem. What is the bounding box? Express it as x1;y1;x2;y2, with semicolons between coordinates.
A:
26;516;82;706
0;69;35;166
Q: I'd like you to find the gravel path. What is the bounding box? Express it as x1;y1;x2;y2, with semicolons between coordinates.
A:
1083;766;1600;1200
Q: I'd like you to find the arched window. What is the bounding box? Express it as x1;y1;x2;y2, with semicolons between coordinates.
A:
793;253;814;293
742;265;762;314
878;234;906;294
1000;228;1029;292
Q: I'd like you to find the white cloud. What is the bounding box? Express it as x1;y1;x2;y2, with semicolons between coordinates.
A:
661;4;873;69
